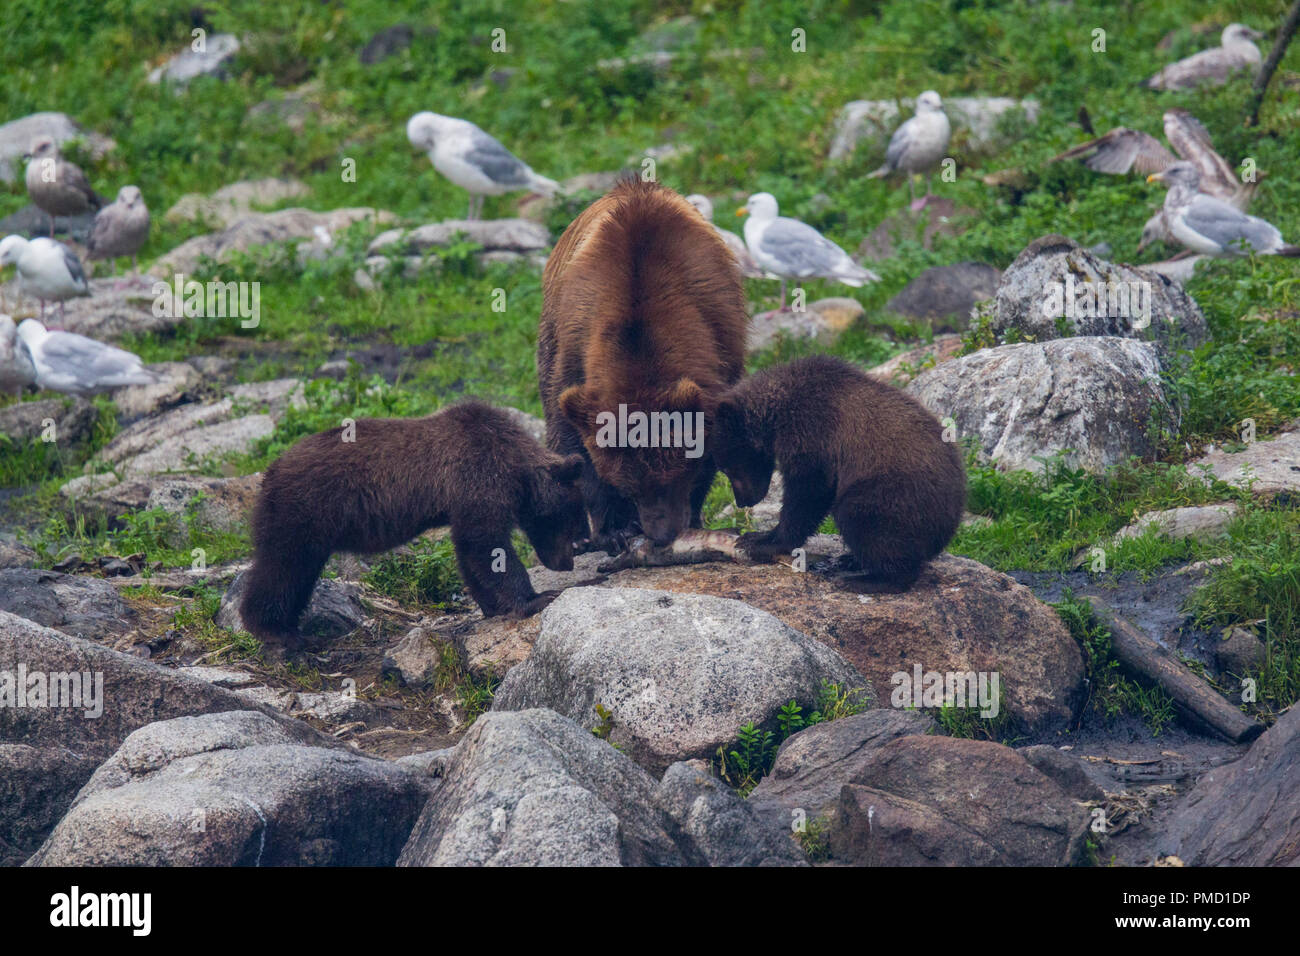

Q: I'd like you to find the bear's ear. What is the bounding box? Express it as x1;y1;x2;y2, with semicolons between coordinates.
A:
548;454;584;484
665;378;703;410
559;385;597;429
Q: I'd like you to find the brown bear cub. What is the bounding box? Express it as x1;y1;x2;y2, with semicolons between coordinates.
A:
538;178;748;551
240;401;587;649
711;355;966;591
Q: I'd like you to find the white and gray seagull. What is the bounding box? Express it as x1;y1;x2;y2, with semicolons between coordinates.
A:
0;235;91;319
0;314;38;397
867;90;951;207
87;185;151;274
407;112;559;220
685;194;768;279
23;137;104;237
16;319;156;395
1051;108;1260;253
1147;162;1299;258
738;193;879;311
1145;24;1265;91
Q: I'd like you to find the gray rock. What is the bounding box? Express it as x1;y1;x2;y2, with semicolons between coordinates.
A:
492;587;868;775
0;396;97;445
988;235;1208;355
0;569;134;640
27;711;428;865
147;33;241;87
830;96;1039;162
367;218;551;256
717;471;784;532
0;204;98;244
164;178;311;228
0;534;37;570
1215;626;1265;676
0;611;324;863
218;569;366;642
154;207;394;276
382;626;446;687
747;710;935;828
1112;503;1238;544
1190;429;1300;501
1016;745;1106;802
0;112;115;185
359;24;415;65
907;336;1170;473
113;362;203;419
655;760;807;866
886;262;1001;331
830;735;1090;865
398;709;686;866
146;475;260;546
1162;704;1300;865
122;414;273;476
23;276;171;340
747;297;864;353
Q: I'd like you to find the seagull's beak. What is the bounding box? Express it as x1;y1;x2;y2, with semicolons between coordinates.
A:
1146;173;1163;184
736;208;748;217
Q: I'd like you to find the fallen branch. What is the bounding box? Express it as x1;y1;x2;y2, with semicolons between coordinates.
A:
1084;596;1264;744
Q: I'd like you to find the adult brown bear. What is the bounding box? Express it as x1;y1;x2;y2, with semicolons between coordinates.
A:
538;179;748;550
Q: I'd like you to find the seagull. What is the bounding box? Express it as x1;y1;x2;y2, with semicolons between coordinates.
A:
0;314;37;397
406;112;559;220
15;319;156;395
867;91;952;207
0;235;91;319
685;194;768;279
1052;109;1260;254
737;193;879;311
1145;23;1264;91
1147;163;1300;258
23;137;104;237
87;185;150;274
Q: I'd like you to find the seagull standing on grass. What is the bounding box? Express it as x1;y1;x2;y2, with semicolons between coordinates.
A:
737;193;879;311
23;137;103;237
0;235;91;319
16;319;156;395
1147;163;1300;258
1145;24;1264;91
868;91;952;207
87;186;150;274
0;315;38;397
685;194;768;279
406;112;559;220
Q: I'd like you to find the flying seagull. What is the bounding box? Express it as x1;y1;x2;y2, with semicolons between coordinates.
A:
1052;109;1259;253
737;193;879;311
0;314;38;397
1145;24;1264;91
1147;163;1300;258
0;235;91;319
685;194;768;279
867;91;952;207
23;137;104;237
16;319;156;395
406;112;559;220
87;185;150;273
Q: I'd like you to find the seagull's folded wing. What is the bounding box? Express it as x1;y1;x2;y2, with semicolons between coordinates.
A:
1183;196;1280;253
759;219;848;276
42;332;142;378
884;118;917;170
465;130;532;189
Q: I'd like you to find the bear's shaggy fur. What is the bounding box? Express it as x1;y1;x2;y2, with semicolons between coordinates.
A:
538;178;748;549
240;401;587;648
711;355;966;591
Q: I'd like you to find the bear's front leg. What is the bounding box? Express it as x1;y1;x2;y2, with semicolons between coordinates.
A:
451;526;539;617
738;467;834;562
